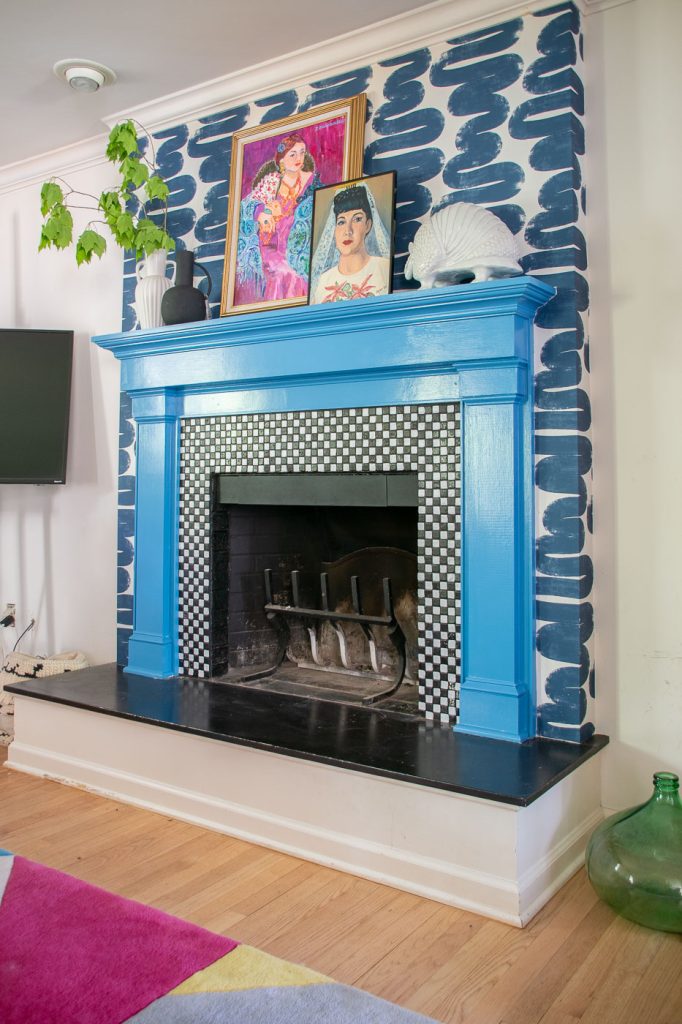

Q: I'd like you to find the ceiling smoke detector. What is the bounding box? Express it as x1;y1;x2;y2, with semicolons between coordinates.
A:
53;59;117;93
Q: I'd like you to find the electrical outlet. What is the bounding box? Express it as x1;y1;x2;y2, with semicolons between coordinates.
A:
1;603;16;627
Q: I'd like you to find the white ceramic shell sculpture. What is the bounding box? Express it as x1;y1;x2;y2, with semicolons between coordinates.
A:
404;202;522;288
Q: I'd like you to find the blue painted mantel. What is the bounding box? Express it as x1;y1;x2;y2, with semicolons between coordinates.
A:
94;277;553;743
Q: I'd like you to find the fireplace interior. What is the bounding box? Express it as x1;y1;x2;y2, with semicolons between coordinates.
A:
211;471;419;713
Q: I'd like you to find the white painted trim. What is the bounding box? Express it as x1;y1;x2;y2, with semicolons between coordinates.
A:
583;0;635;13
8;740;525;924
7;696;605;926
517;806;604;924
0;134;109;197
1;0;597;194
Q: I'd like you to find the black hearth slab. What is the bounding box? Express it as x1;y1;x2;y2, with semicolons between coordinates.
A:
6;664;608;806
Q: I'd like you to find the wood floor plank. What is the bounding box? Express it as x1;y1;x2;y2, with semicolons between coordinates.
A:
265;875;398;968
169;848;291;922
401;917;526;1023
620;937;682;1024
458;872;598;1024
116;832;248;903
544;916;666;1024
318;889;442;985
499;899;616;1024
578;924;666;1024
1;755;681;1024
230;863;365;951
227;858;321;916
355;902;471;1003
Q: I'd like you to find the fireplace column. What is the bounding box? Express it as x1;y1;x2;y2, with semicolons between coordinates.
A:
125;390;181;678
457;392;534;742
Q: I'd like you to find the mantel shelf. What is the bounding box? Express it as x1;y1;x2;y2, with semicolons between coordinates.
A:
95;277;554;408
95;278;555;363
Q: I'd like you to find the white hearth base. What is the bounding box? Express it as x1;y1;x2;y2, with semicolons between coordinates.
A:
7;695;603;926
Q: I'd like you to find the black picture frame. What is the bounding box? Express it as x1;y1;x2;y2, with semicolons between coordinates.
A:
307;171;396;306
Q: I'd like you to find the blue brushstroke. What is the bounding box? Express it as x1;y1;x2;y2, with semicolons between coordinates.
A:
538;628;595;741
118;533;134;569
192;106;250;266
431;19;525;231
364;50;444;287
511;7;584;173
535;325;591;432
148;129;196;245
117;628;132;668
121;272;137;332
522;165;587;271
192;107;250;181
536;494;593;600
118;475;135;507
155;125;190;177
298;68;373;111
119;395;135;447
535;2;582;22
256;91;299;123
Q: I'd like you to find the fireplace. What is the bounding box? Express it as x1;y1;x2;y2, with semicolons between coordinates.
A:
7;278;613;928
96;278;554;743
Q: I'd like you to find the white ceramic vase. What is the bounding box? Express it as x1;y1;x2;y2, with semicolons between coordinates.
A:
135;249;174;330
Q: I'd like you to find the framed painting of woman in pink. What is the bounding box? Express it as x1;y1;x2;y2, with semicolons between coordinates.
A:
220;95;366;317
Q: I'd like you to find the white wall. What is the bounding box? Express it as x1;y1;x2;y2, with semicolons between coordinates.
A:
0;161;122;665
589;0;682;808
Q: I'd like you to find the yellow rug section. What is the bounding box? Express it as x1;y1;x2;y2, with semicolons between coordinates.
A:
171;944;329;995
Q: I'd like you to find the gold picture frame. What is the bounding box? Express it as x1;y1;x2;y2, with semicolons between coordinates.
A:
220;94;366;317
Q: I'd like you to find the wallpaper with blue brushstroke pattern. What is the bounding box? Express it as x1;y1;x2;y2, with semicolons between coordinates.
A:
118;1;592;742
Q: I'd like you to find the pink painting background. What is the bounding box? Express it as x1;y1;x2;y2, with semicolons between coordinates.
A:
240;115;348;198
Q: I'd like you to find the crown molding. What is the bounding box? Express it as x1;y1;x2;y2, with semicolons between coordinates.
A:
582;0;634;11
2;0;610;194
0;133;109;196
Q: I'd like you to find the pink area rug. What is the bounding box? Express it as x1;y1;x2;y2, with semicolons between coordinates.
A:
0;852;236;1024
0;849;437;1023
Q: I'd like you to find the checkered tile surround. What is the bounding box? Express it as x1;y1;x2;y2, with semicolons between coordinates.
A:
179;403;462;723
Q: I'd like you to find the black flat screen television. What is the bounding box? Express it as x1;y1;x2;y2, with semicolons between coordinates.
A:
0;329;74;484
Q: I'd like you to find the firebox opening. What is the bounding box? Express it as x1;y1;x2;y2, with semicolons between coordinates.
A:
210;472;420;713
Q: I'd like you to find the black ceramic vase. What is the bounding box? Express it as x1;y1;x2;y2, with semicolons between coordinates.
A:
161;250;212;325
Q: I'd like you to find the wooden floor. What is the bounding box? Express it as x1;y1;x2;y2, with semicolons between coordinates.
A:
1;746;681;1024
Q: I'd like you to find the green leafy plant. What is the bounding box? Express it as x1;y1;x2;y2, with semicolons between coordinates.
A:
39;121;174;265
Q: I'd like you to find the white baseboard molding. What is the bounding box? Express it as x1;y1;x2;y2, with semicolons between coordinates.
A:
517;806;605;925
7;697;603;927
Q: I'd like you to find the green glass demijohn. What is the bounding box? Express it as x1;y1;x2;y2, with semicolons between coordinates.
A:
586;771;682;932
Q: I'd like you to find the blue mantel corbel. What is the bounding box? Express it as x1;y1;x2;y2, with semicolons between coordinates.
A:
94;277;554;743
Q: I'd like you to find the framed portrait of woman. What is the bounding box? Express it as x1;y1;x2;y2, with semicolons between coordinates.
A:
308;171;396;306
220;95;366;317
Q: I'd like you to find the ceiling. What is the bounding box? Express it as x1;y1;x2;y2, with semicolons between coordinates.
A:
1;0;443;169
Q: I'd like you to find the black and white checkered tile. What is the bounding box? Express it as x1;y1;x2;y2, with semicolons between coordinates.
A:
178;404;461;723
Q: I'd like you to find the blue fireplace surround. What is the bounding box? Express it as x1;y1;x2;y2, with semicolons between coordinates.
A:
95;277;554;744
